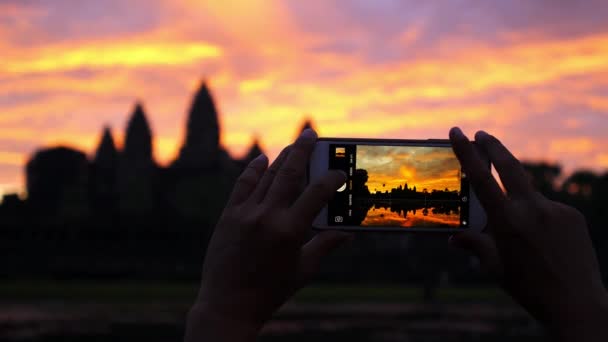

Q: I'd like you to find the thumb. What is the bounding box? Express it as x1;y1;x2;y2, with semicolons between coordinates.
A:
449;231;502;277
298;231;353;285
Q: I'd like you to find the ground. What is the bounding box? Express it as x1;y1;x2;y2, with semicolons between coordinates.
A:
0;280;540;341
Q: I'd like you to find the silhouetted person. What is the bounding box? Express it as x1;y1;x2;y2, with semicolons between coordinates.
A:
352;169;370;197
352;169;372;225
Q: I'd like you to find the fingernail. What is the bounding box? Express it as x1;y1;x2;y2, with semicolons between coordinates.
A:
300;128;317;140
475;131;493;144
449;127;465;139
476;130;490;139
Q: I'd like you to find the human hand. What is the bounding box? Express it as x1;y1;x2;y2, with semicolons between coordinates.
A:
448;127;608;341
185;129;351;342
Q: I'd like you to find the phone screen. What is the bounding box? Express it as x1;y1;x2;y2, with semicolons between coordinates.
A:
327;143;469;229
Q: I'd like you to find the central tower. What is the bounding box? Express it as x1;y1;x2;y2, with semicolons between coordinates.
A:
173;81;220;169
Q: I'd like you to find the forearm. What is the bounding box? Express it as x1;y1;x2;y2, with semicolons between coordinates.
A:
184;304;260;342
549;292;608;342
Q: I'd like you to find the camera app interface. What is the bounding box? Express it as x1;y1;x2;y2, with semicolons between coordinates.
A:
328;144;469;228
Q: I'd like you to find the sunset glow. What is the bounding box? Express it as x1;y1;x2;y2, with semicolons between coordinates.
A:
356;145;461;194
1;1;608;197
361;206;460;228
4;41;222;74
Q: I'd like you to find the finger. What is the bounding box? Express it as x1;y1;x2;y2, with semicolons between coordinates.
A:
449;231;502;277
475;131;533;198
265;129;317;206
298;231;353;285
226;154;268;206
251;145;291;203
449;127;505;218
290;170;347;224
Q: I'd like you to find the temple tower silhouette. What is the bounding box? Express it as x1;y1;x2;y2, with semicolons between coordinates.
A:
118;102;157;217
91;127;118;214
240;138;264;166
166;81;241;224
94;127;118;170
123;103;153;165
173;81;220;169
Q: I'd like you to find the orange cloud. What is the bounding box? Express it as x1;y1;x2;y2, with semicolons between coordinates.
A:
549;138;595;154
596;154;608;169
3;41;222;74
1;1;608;195
239;78;273;94
357;146;461;195
0;152;25;166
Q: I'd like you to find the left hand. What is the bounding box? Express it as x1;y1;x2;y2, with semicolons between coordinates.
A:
185;129;352;342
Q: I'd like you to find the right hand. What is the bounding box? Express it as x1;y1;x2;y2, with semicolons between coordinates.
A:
448;127;608;341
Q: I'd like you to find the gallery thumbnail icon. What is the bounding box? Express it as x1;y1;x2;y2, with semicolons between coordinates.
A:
335;147;346;158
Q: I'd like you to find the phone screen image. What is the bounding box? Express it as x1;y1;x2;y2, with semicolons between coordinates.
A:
327;144;469;229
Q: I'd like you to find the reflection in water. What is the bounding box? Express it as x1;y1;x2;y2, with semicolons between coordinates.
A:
359;200;460;227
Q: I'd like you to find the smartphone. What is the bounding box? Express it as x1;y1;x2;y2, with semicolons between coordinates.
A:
309;138;487;233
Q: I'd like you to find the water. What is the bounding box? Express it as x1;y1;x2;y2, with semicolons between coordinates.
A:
361;202;460;228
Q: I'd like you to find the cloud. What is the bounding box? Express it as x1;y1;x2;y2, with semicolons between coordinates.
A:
0;151;25;166
0;0;166;46
1;0;608;193
596;154;608;169
0;164;23;198
3;41;221;74
357;145;460;193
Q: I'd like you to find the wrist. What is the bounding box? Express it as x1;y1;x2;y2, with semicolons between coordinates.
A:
184;303;261;342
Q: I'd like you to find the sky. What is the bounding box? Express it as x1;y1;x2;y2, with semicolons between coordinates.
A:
1;0;608;197
357;145;460;194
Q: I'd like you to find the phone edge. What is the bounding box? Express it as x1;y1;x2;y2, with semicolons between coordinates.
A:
310;138;487;233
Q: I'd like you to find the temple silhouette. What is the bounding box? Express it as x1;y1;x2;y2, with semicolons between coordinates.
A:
0;80;606;288
22;81;272;226
349;169;460;225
